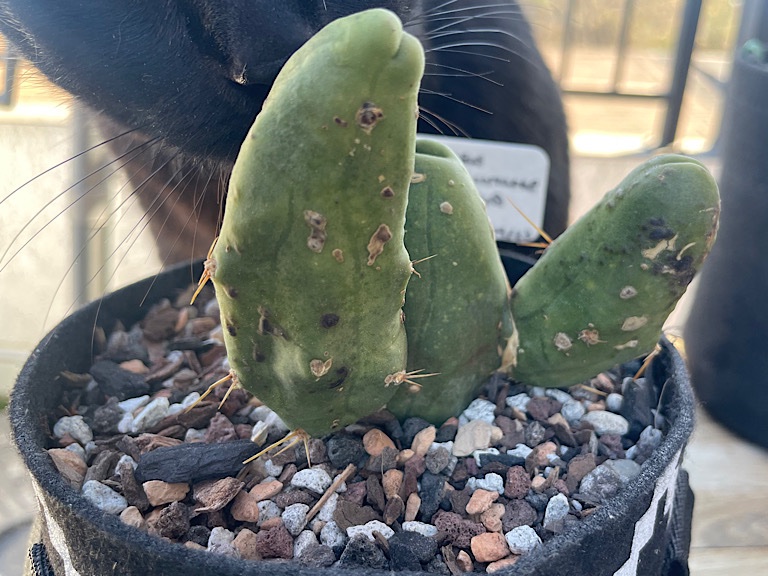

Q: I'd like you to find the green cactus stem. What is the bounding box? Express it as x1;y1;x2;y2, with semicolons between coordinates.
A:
208;9;424;436
508;154;720;388
387;139;515;424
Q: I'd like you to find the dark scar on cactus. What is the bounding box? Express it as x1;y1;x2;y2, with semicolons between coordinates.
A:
381;186;395;198
327;367;350;389
258;307;287;338
367;224;392;265
226;321;237;337
321;313;340;328
333;116;348;127
356;102;384;134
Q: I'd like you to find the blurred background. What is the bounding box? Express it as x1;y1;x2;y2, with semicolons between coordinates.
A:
0;0;765;574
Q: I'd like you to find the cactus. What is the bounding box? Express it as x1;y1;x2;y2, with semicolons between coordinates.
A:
387;139;515;423
507;154;720;388
207;9;424;436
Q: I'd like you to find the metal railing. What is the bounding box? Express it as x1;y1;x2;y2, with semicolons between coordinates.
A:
556;0;703;148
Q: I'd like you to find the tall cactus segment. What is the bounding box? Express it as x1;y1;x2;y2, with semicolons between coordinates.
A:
508;154;720;388
209;9;424;436
387;140;515;423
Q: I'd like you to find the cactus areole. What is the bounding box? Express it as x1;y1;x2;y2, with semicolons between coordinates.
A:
204;9;720;437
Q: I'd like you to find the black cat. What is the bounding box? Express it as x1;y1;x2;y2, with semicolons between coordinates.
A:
0;0;569;264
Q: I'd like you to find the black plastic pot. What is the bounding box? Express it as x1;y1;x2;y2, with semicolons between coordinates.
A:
684;47;768;448
12;255;695;576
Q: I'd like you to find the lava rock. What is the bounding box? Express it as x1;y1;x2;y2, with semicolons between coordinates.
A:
90;359;150;400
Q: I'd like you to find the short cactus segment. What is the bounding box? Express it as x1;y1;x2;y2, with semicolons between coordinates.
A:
387;139;515;424
209;9;424;436
508;154;720;387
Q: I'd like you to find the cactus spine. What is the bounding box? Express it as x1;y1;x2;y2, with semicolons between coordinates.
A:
209;9;424;436
388;139;514;423
508;154;720;388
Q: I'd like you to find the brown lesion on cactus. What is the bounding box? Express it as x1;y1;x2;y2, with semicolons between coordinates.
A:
614;339;639;350
258;307;287;339
310;358;333;379
225;321;237;337
332;248;344;263
553;332;572;352
321;313;340;328
333;116;348;127
367;224;392;266
252;344;266;363
226;286;238;298
619;286;638;299
381;186;395;198
355;102;384;134
439;201;454;214
411;172;426;184
621;316;648;331
304;210;327;253
578;327;604;346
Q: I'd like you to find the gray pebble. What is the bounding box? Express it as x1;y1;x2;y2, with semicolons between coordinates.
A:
530;387;546;397
543;493;570;531
249;405;289;433
184;428;206;443
544;389;573;405
208;526;239;558
82;480;127;515
282;503;310;536
53;415;93;445
582;410;630;436
116;454;137;472
263;459;284;478
402;521;439;537
604;459;642;483
346;520;394;541
579;463;624;504
561;400;586;425
320;520;347;549
466;472;504;494
257;500;282;526
505;393;531;412
64;443;86;462
130;397;170;433
460;398;497;423
425;446;451;474
291;467;332;494
606;393;624;413
505;525;542;554
294;530;319;558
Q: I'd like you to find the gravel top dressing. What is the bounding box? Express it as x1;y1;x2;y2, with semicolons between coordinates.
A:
45;284;669;574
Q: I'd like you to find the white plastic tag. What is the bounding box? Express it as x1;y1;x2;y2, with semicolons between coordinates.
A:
418;135;550;243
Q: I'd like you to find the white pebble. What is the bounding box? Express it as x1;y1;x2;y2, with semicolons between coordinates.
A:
505;525;542;554
402;521;438;537
181;392;201;408
208;526;235;548
53;415;93;445
320;520;347;549
117;395;150;414
317;492;339;522
185;428;206;443
117;412;134;434
250;421;269;446
249;405;289;432
466;472;504;494
461;398;497;423
505;393;531;412
294;530;319;558
166;403;184;417
257;500;282;526
282;503;310;536
543;493;570;531
604;459;642;483
507;444;533;459
606;393;624;413
530;387;546;397
116;454;138;472
82;480;127;515
346;520;394;541
130;397;170;433
582;411;630;436
291;467;332;494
